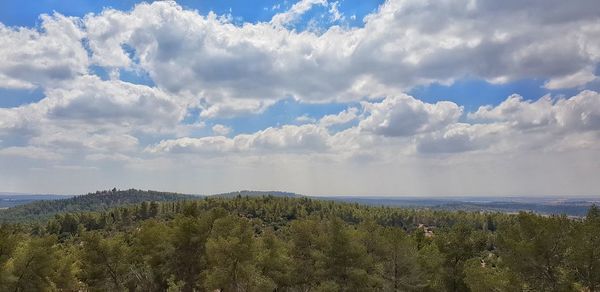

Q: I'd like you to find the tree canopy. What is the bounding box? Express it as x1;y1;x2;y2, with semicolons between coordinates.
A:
0;190;598;291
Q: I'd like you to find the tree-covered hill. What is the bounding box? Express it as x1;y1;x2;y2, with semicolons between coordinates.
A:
0;189;195;222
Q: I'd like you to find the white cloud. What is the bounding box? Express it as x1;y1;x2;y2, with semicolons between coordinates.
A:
471;90;600;132
212;124;232;136
147;136;235;154
40;76;185;128
544;67;598;89
149;123;331;155
240;124;330;152
328;1;343;22
199;99;274;119
359;94;462;137
145;91;600;158
319;107;358;127
74;0;599;116
415;123;506;154
271;0;328;26
418;90;600;154
0;76;186;161
0;14;88;89
468;94;556;129
296;114;317;123
553;90;600;131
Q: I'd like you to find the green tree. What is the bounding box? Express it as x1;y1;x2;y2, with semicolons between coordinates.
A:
79;232;131;291
51;244;81;291
256;229;292;288
2;236;64;292
417;243;445;290
321;217;379;291
287;218;325;290
168;215;212;291
381;227;427;291
497;213;573;291
434;223;488;292
0;224;22;267
204;215;273;291
131;220;174;290
463;254;519;292
567;205;600;291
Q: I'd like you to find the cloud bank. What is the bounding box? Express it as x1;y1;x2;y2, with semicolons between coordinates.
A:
0;0;599;195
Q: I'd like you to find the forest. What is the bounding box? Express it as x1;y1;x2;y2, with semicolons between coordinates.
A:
0;189;599;292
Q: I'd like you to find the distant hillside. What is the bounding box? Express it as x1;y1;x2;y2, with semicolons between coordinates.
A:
0;193;71;208
212;190;302;199
436;201;596;217
0;189;196;222
319;196;600;217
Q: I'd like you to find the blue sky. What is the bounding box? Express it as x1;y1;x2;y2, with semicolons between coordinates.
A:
0;0;382;27
0;0;599;196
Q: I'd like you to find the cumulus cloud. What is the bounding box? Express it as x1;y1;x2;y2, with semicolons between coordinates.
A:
553;91;600;131
418;90;600;154
359;95;462;137
0;76;185;160
69;0;600;117
41;76;185;128
147;136;235;154
470;90;600;132
415;123;505;154
240;124;330;152
544;67;598;89
148;124;331;155
319;107;358;127
468;94;556;129
144;91;600;158
0;14;88;89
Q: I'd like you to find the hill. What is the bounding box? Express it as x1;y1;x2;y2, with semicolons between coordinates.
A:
0;189;196;222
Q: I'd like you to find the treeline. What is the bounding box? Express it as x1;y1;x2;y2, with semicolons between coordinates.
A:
0;195;599;291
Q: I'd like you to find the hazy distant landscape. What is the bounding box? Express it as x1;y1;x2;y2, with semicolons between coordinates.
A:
2;190;598;217
0;193;71;208
321;196;600;217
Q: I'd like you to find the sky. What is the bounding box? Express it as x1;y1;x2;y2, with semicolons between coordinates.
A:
0;0;600;196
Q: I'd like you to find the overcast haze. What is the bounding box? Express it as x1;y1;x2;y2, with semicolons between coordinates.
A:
1;0;599;196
